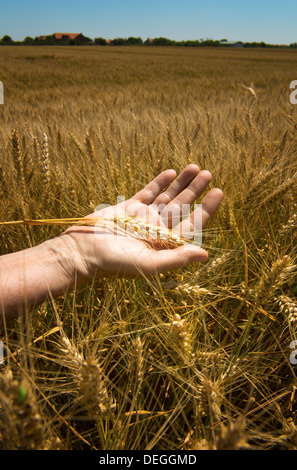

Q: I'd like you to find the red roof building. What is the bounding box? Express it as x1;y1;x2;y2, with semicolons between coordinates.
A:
37;33;91;43
53;33;90;42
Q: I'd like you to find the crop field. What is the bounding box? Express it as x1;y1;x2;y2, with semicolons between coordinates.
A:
0;45;297;450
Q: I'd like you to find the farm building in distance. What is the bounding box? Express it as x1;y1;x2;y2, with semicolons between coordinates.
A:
37;33;91;43
220;40;244;47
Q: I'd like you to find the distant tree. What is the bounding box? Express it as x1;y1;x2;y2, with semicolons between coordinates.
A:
152;37;174;46
95;37;107;45
180;40;201;47
23;36;34;44
0;35;13;45
44;35;56;45
244;41;271;48
126;37;143;45
110;37;125;45
67;35;92;45
200;39;221;47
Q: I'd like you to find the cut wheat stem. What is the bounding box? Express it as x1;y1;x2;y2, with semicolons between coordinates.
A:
0;216;197;249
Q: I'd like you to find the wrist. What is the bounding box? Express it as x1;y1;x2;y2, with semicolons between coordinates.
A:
47;234;91;288
0;235;89;320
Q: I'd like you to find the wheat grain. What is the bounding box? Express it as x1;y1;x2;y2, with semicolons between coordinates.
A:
40;132;50;185
281;213;297;234
0;164;6;198
242;166;279;209
258;172;297;210
60;335;85;366
168;313;193;360
128;335;144;396
278;295;297;324
195;350;226;363
0;216;196;249
199;250;232;277
202;379;222;423
79;356;116;418
174;283;211;296
11;129;26;193
215;417;250;450
85;131;96;162
115;216;191;247
58;334;116;419
255;255;294;306
0;368;50;450
154;276;212;295
233;124;240;144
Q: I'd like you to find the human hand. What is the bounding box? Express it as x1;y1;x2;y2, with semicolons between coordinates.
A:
62;165;223;281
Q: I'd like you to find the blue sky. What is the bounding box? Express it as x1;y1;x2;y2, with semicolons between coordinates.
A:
0;0;296;44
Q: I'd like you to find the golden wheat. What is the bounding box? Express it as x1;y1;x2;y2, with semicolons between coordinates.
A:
0;45;297;450
0;368;61;450
0;215;196;249
278;295;297;324
255;255;294;306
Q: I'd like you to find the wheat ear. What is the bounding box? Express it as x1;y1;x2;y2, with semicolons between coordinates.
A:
0;216;196;249
0;368;61;450
255;255;294;306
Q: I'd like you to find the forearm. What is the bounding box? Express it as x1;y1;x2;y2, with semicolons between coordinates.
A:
0;235;83;321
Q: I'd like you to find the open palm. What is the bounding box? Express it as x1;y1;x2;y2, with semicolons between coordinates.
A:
64;165;223;279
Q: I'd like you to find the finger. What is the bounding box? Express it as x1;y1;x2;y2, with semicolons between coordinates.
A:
160;170;212;228
140;244;208;275
174;188;224;236
131;169;177;204
200;187;224;228
153;164;200;207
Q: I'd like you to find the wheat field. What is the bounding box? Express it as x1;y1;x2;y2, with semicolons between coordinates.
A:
0;45;297;450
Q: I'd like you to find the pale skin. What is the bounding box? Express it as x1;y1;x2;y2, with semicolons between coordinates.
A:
0;164;223;321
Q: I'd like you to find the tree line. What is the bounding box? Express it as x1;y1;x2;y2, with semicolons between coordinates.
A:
0;34;296;48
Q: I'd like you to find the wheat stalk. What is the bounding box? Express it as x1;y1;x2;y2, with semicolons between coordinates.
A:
202;379;222;424
215;417;250;450
168;313;193;361
78;356;116;419
278;295;297;324
128;335;144;397
255;255;295;306
242;166;280;209
0;216;196;249
11;129;25;190
242;85;257;100
258;172;297;210
0;368;61;450
281;213;297;234
40;132;50;185
158;279;211;295
58;334;116;419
